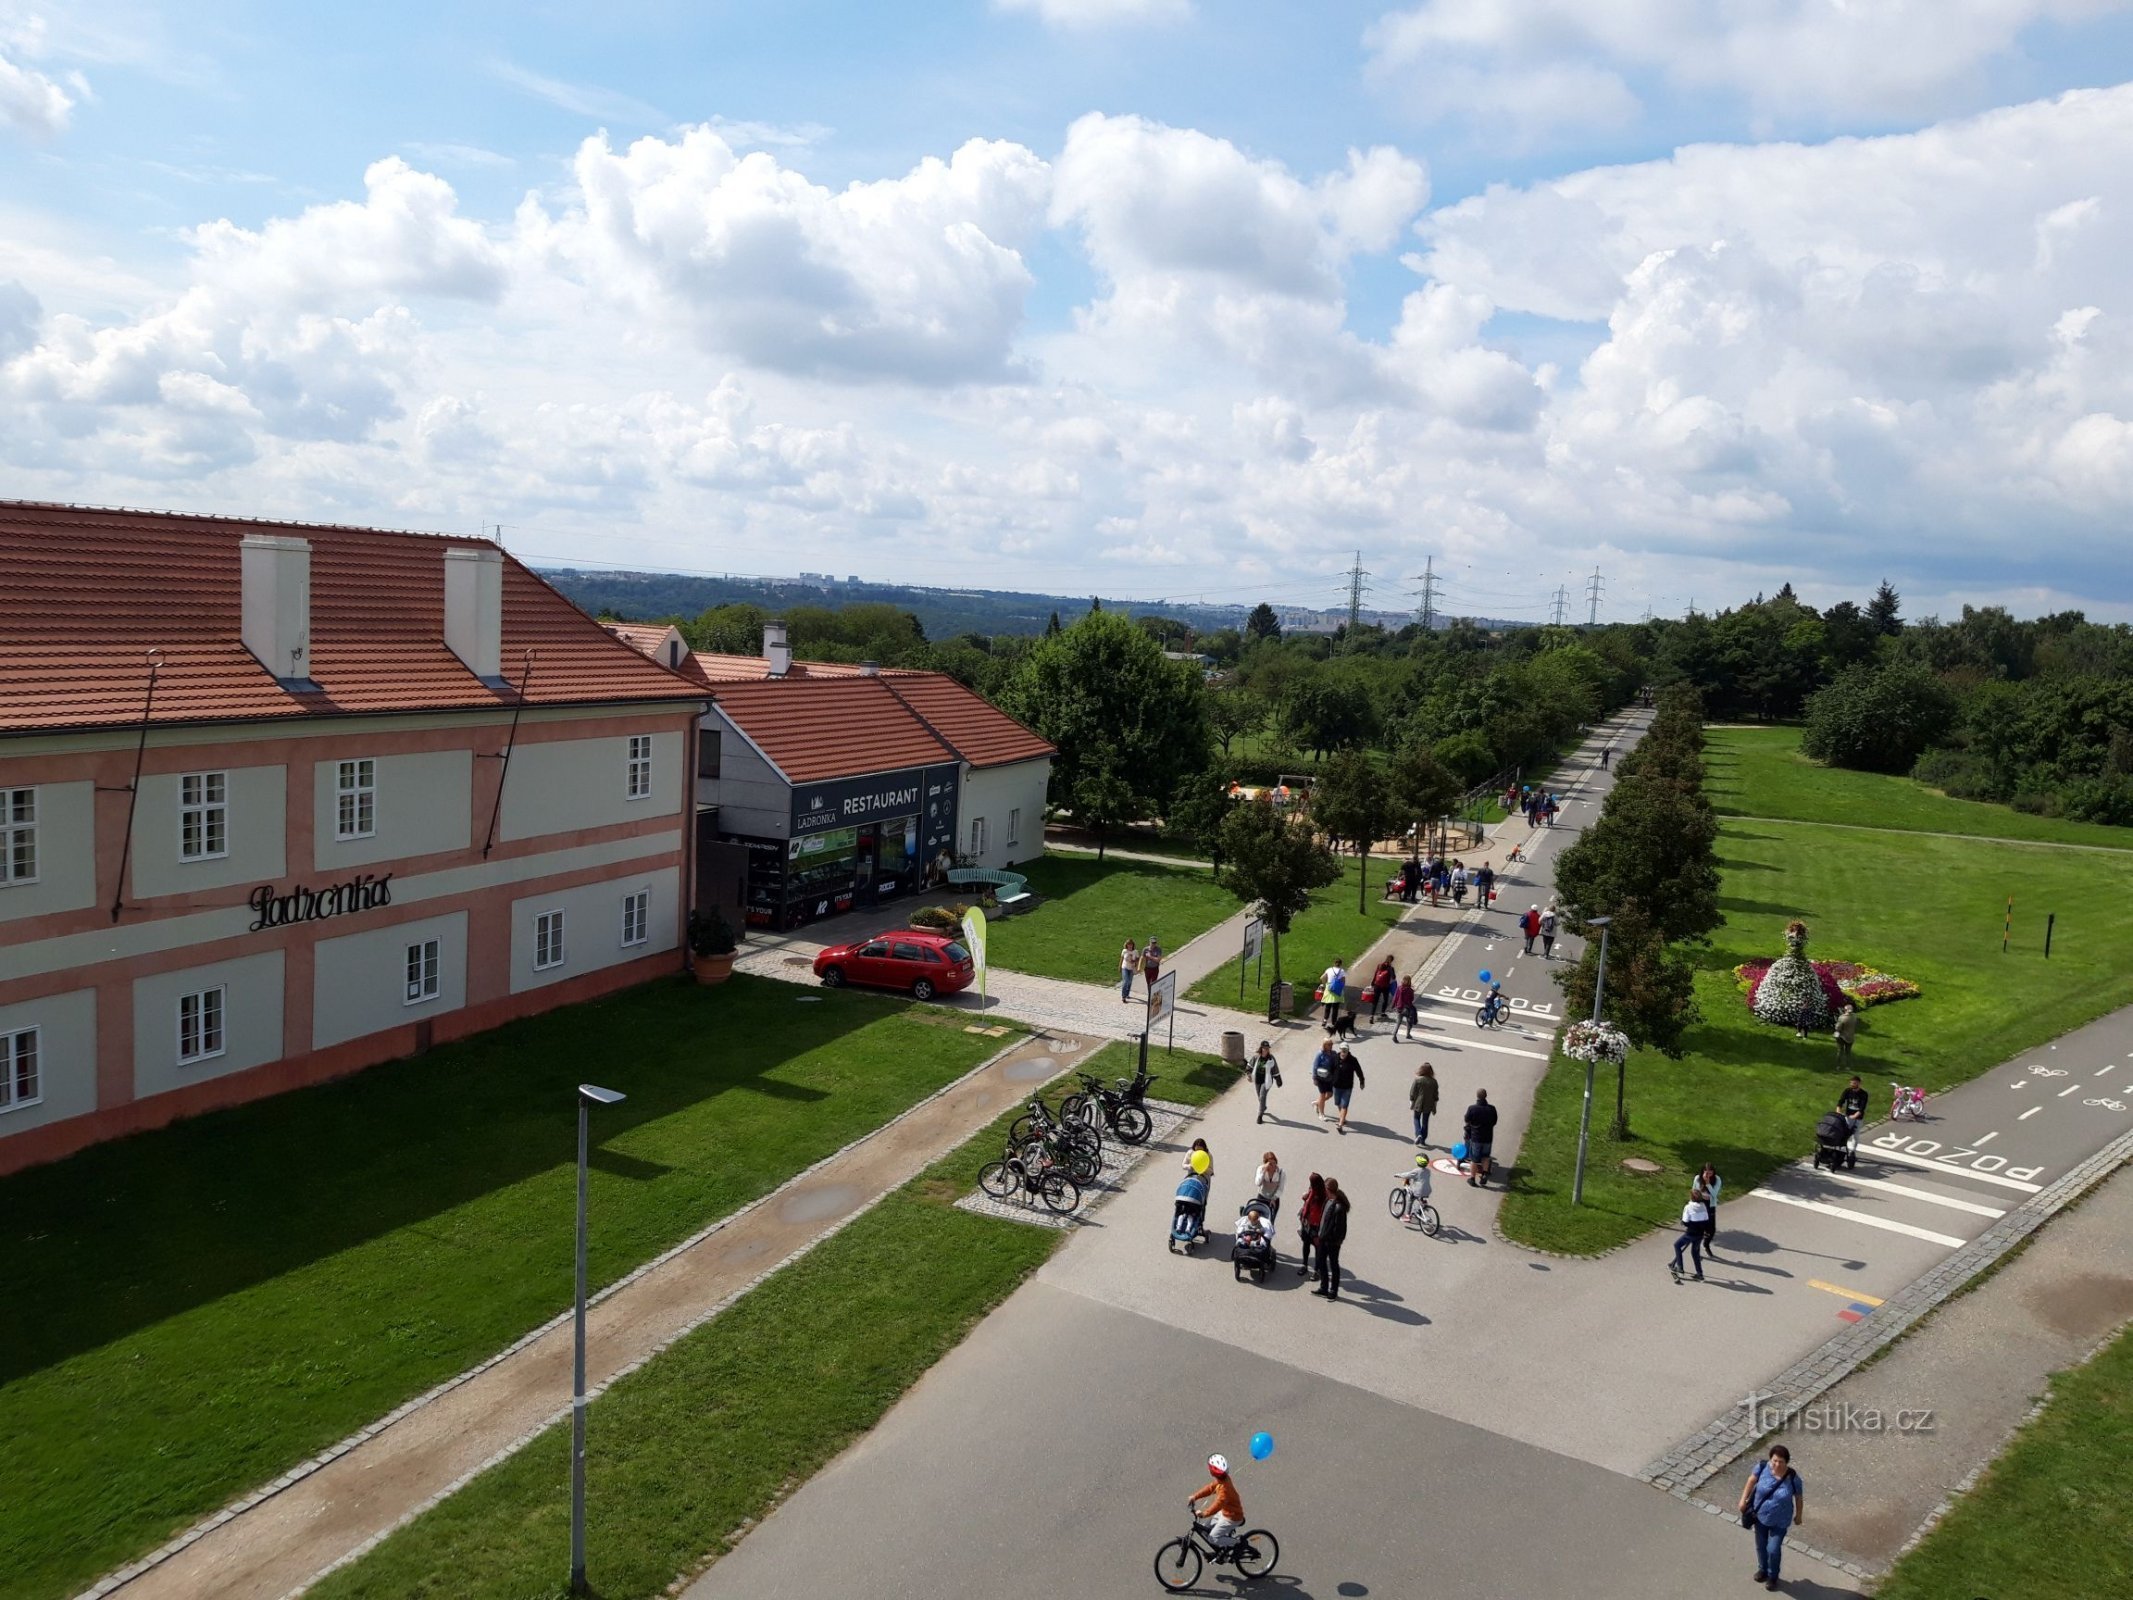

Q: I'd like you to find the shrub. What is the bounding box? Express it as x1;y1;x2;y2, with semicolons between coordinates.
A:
1803;663;1959;774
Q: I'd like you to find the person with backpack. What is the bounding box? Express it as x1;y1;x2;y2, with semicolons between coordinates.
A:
1249;1041;1283;1124
1369;957;1397;1022
1409;1061;1440;1146
1540;904;1559;959
1296;1172;1327;1276
1318;960;1346;1023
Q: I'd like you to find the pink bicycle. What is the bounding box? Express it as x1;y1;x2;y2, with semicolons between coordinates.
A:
1890;1082;1928;1120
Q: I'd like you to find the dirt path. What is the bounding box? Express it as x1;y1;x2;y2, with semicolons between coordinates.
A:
91;1029;1094;1600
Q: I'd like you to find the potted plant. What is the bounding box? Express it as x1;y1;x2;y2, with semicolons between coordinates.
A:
687;909;738;986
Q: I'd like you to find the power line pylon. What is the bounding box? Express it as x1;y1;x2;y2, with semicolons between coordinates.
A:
1345;550;1370;638
1585;566;1605;626
1412;556;1440;631
1549;586;1570;627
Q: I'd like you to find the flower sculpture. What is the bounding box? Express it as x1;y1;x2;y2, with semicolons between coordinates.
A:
1752;920;1830;1033
1563;1019;1630;1064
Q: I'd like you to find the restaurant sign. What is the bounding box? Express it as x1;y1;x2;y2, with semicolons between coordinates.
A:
249;871;394;931
791;767;931;837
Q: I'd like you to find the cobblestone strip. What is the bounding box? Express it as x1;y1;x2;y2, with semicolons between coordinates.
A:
1638;1120;2133;1503
954;1099;1197;1230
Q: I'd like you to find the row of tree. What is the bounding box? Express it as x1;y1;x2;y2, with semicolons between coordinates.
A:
1550;686;1718;1136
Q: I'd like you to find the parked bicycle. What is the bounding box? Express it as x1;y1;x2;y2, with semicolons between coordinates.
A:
1153;1520;1279;1591
1058;1068;1155;1145
1890;1081;1928;1120
977;1141;1082;1214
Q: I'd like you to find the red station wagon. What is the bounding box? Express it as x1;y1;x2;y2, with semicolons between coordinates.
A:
813;929;977;1001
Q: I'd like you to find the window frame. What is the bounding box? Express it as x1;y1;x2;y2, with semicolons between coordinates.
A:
176;985;227;1065
336;758;378;842
1;786;37;887
968;815;988;858
178;771;230;863
620;888;650;948
1007;807;1021;848
626;734;654;801
404;937;442;1005
1;1026;40;1113
534;908;567;971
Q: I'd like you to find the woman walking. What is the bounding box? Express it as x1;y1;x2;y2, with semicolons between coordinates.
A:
1312;1178;1351;1300
1670;1185;1712;1282
1736;1445;1806;1589
1182;1137;1214;1186
1249;1040;1282;1124
1141;936;1164;994
1698;1161;1725;1259
1296;1173;1327;1277
1254;1150;1285;1222
1392;971;1417;1041
1539;904;1559;959
1409;1062;1439;1147
1119;938;1140;1001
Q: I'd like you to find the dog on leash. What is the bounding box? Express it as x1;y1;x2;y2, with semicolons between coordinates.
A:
1326;1012;1359;1042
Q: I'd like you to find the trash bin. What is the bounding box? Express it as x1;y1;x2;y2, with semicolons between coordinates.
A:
1221;1030;1246;1065
1267;980;1293;1021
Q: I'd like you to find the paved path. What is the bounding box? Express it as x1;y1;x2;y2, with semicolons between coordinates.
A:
90;1030;1098;1600
1716;812;2133;854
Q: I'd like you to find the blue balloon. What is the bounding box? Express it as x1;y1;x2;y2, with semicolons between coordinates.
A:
1452;1141;1469;1161
1478;969;1493;984
1250;1431;1275;1461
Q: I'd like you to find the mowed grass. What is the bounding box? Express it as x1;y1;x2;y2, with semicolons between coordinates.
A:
0;977;1009;1599
1498;819;2133;1254
981;852;1240;986
1708;726;2133;849
1878;1319;2133;1600
313;1038;1237;1600
1184;856;1407;1019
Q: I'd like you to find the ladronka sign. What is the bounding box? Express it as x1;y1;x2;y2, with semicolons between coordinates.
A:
249;871;394;931
791;767;933;837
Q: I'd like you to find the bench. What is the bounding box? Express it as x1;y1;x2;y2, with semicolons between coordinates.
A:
947;866;1033;914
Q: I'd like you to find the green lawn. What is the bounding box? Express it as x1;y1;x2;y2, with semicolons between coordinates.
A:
1709;726;2133;850
1877;1319;2133;1600
1184;856;1409;1019
311;1038;1236;1600
1499;806;2133;1254
0;977;1010;1599
979;852;1240;986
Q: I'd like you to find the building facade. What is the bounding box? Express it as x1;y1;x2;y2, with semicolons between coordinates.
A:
0;504;706;1176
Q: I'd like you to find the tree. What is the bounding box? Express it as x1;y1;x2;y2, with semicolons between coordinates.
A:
1207;689;1266;756
1388;742;1460;851
1554;899;1700;1137
1069;746;1139;863
1280;675;1376;757
1311;749;1400;912
1801;663;1958;774
1552;771;1722;943
1166;772;1236;876
1245;602;1282;642
1215;798;1340;984
1867;580;1903;637
1432;729;1496;787
1046;610;1063;637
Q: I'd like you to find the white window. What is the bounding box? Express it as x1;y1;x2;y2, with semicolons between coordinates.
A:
626;735;654;800
621;889;650;948
1;787;35;886
177;986;226;1064
535;909;567;970
336;758;377;841
1;1027;39;1112
179;772;229;862
1007;807;1021;847
968;816;988;858
405;938;442;1004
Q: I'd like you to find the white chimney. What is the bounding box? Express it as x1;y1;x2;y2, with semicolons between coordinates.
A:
241;535;312;682
444;546;504;681
764;618;791;678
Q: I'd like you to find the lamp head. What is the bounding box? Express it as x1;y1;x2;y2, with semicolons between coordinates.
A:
578;1084;627;1107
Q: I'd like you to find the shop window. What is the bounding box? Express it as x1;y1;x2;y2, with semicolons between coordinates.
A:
177;986;226;1064
1;787;35;886
968;816;988;858
626;735;654;800
337;758;377;840
535;909;567;970
621;889;650;947
405;938;442;1004
179;772;228;862
1;1027;38;1112
1007;808;1021;847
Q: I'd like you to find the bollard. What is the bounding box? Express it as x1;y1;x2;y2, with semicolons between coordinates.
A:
2045;912;2055;959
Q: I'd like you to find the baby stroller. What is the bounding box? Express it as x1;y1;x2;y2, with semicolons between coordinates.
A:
1812;1109;1858;1172
1170;1173;1210;1253
1230;1197;1277;1283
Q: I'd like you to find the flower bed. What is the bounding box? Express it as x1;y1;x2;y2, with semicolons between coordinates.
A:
1732;958;1920;1011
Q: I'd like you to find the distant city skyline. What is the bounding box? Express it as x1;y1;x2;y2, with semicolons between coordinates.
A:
4;3;2133;621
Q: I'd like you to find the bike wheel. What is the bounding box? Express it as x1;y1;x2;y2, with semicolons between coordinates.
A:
1038;1170;1082;1214
1062;1147;1101;1185
1474;1006;1492;1029
1233;1529;1279;1578
1056;1092;1087;1124
1418;1202;1441;1238
1153;1537;1202;1592
977;1161;1017;1200
1386;1187;1408;1221
1009;1113;1039;1144
1114;1104;1153;1145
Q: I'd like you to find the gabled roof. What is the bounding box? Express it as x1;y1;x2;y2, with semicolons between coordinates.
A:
877;673;1054;769
707;676;955;784
0;502;705;735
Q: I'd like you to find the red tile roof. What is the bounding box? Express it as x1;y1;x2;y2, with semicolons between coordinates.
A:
0;502;706;735
708;676;959;784
878;673;1054;769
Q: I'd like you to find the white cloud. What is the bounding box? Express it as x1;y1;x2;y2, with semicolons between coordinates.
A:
0;17;79;138
487;60;665;125
1367;0;2132;138
994;0;1191;27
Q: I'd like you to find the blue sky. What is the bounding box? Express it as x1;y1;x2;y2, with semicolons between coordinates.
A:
6;0;2133;619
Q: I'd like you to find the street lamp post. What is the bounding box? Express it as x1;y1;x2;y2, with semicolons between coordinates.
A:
1570;917;1613;1207
571;1083;627;1596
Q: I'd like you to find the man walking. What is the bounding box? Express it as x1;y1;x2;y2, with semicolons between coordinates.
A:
1141;936;1164;994
1311;1177;1351;1299
1462;1089;1499;1187
1475;860;1495;911
1249;1041;1282;1124
1330;1045;1366;1134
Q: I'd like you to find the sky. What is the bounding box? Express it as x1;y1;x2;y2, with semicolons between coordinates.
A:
4;2;2133;624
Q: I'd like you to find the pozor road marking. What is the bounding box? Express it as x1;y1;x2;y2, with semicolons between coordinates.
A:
1869;1136;2046;1192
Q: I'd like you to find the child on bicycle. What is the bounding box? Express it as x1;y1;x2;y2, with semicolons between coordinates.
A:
1189;1454;1244;1548
1394;1153;1433;1215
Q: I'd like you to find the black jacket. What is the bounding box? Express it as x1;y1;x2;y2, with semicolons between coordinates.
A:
1331;1053;1365;1092
1317;1193;1351;1249
1464;1100;1499;1138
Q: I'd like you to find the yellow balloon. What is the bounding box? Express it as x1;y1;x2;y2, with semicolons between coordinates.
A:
1191;1151;1211;1175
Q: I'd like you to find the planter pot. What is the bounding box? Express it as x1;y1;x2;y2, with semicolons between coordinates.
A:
693;951;735;986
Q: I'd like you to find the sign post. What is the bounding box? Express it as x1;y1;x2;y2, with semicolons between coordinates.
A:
960;907;989;1008
1147;969;1179;1056
2003;896;2013;954
1239;915;1264;1004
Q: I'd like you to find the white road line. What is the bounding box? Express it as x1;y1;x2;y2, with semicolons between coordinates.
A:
1751;1188;1968;1248
1867;1146;2045;1193
1975;1131;1998;1145
2099;1064;2118;1076
1815;1172;2007;1218
1428;1034;1554;1063
2019;1106;2042;1120
2012;1080;2029;1090
2059;1084;2082;1097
